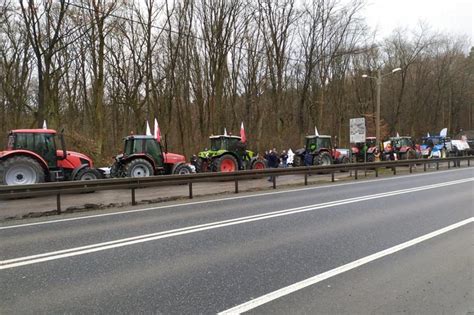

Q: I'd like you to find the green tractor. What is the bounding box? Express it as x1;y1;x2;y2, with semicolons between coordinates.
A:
192;135;266;172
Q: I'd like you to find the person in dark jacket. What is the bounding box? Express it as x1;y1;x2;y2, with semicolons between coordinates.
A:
281;150;288;168
267;149;278;181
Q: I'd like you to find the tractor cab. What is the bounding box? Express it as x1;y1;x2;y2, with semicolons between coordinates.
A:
390;136;414;149
209;135;246;154
122;135;164;167
305;135;332;153
6;129;66;169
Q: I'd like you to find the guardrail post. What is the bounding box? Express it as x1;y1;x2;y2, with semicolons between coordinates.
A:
375;168;378;177
331;172;335;182
355;169;358;180
189;182;193;199
304;173;308;186
436;162;439;170
131;188;136;205
235;179;239;194
468;159;470;166
272;175;276;189
56;193;61;214
424;163;427;172
409;164;413;173
448;160;450;169
393;167;396;175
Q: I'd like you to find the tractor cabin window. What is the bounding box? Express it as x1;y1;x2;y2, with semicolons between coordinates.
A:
211;138;221;151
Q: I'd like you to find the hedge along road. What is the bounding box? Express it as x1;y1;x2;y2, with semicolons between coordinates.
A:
0;162;466;221
0;168;472;313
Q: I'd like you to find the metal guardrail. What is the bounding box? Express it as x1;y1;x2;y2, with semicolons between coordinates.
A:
1;156;472;213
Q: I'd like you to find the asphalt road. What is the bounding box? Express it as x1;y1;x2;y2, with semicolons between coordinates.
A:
0;168;473;314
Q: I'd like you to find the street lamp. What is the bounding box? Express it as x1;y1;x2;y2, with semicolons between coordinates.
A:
362;67;401;148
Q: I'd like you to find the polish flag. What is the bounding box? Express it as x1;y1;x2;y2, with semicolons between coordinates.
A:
240;122;246;143
154;118;161;142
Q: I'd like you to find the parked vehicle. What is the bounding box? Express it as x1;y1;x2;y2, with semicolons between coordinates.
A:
420;136;451;158
193;134;266;172
110;134;193;178
350;137;378;162
382;136;419;161
0;129;101;185
293;134;350;167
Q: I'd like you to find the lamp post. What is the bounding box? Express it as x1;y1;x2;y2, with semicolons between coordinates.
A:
362;67;401;148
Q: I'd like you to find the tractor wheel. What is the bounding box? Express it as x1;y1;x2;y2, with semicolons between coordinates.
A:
0;156;45;185
173;163;192;175
314;152;332;166
110;162;122;178
339;156;350;172
125;159;154;178
195;158;209;173
250;158;267;170
293;155;303;167
75;168;101;181
213;155;238;172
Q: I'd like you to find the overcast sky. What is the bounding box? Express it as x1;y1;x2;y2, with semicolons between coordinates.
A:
361;0;473;47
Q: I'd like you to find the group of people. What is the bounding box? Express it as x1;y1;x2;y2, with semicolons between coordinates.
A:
263;149;289;181
263;149;289;169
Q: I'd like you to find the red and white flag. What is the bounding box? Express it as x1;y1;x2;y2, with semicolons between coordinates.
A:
154;118;161;142
240;122;246;143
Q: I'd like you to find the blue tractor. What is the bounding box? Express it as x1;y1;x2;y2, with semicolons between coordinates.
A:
420;135;452;158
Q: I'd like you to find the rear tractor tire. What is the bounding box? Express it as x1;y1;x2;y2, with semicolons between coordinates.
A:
125;159;154;178
314;152;332;166
194;158;209;173
0;156;45;185
213;155;238;172
292;155;303;167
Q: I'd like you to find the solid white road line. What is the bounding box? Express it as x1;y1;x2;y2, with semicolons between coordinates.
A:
1;178;471;270
0;167;471;231
218;217;474;314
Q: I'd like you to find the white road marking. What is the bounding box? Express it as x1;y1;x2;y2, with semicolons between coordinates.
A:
218;217;474;314
1;178;472;270
0;167;471;231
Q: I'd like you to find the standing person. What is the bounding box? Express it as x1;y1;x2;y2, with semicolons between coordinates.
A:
281;150;288;168
267;149;278;181
304;150;313;166
374;148;381;162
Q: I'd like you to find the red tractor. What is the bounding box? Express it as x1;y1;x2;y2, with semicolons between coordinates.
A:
293;134;350;167
0;129;101;185
110;134;193;178
382;136;419;160
350;137;379;162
